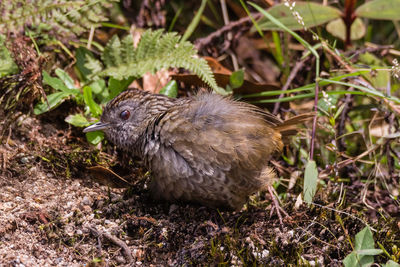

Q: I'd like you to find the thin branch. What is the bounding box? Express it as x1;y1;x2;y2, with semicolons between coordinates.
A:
273;58;307;115
195;13;262;51
87;226;133;264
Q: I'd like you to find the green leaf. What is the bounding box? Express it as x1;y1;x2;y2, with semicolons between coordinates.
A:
355;227;375;251
34;91;71;115
55;68;77;90
100;30;225;95
358;53;391;90
344;227;379;267
318;92;339;113
383;260;400;267
75;47;96;81
159;80;178;98
303;160;318;204
326;18;366;41
343;251;374;267
0;34;18;77
229;69;244;89
42;71;79;95
102;34;123;68
85;131;104;145
343;253;373;267
84;53;104;80
89;79;109;103
108;77;134;101
65;114;90;127
90;79;106;95
83;85;102;118
356;249;383;256
257;2;341;31
356;0;400;21
343;252;358;267
42;71;70;92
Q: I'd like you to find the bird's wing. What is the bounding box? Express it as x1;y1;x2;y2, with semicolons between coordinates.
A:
148;94;282;207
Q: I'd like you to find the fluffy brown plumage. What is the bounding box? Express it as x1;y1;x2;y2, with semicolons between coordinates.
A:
84;89;312;210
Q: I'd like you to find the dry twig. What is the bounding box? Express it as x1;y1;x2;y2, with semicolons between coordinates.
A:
87;225;133;264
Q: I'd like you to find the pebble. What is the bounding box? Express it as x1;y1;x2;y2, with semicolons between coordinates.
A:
96;200;105;208
82;196;92;206
20;157;30;164
81;205;92;213
115;256;126;264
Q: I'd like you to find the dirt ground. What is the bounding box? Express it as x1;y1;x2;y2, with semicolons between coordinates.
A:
0;108;399;266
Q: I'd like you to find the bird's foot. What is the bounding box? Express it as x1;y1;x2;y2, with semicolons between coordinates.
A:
267;185;288;226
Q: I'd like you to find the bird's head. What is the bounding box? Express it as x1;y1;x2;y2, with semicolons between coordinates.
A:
83;89;157;150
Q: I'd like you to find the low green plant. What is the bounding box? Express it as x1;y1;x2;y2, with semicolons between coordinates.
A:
0;34;18;77
87;29;223;94
343;226;399;267
255;0;400;46
226;69;245;93
0;0;117;37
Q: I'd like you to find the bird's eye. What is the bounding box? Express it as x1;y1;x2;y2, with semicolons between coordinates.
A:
119;110;130;120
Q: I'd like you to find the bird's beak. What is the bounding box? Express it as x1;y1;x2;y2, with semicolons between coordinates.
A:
83;122;110;133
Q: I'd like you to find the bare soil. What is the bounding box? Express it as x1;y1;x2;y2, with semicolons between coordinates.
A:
0;108;399;266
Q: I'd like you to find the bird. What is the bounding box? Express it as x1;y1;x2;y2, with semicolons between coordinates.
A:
83;88;313;220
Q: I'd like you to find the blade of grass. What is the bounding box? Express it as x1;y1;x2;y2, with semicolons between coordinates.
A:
241;86;314;98
248;2;319;59
272;31;283;66
248;2;320;160
249;93;315;103
181;0;207;42
168;3;183;32
239;0;279;65
207;0;223;25
320;78;400;104
248;89;398;104
241;71;371;98
101;22;130;31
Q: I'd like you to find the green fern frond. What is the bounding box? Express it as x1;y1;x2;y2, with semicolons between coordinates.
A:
0;0;117;35
99;29;225;94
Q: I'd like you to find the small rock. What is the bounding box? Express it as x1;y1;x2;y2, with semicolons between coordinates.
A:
287;230;294;237
115;256;125;264
261;249;269;258
81;205;92;213
82;196;92;206
96;200;105;209
20;157;29;164
65;225;75;236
